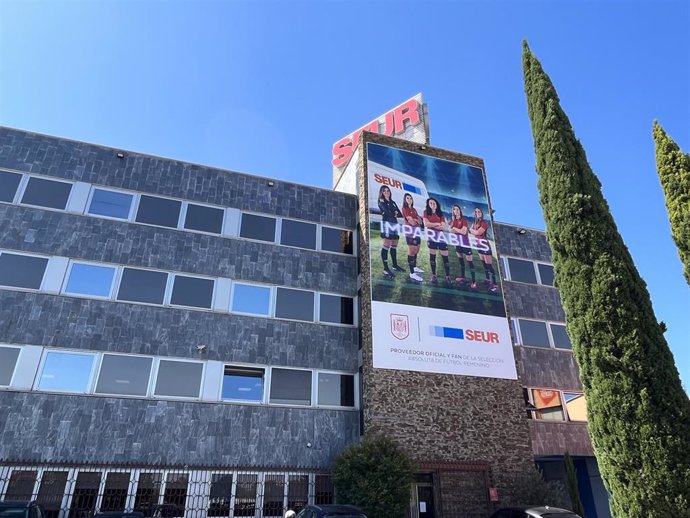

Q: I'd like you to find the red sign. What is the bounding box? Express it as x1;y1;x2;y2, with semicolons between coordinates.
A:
489;487;499;502
332;97;424;168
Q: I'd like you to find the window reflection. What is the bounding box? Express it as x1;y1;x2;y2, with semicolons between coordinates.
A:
0;252;48;290
531;389;565;421
321;227;353;254
0;171;22;203
274;288;314;322
564;392;588;421
222;367;264;402
550;323;572;349
65;263;116;298
39;352;95;393
269;368;311;406
518;319;550;348
507;258;537;284
231;284;271;316
88;189;133;219
21;177;72;210
280;219;316;250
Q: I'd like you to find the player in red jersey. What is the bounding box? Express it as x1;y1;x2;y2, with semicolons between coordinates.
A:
401;193;425;282
449;204;477;288
423;197;451;284
470;207;498;292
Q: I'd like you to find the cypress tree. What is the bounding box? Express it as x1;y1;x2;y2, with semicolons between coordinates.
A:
522;41;690;517
653;121;690;286
564;452;585;517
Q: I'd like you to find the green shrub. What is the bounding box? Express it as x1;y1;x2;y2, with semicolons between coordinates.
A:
331;435;414;518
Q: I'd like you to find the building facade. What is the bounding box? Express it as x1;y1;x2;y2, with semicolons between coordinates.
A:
0;126;610;518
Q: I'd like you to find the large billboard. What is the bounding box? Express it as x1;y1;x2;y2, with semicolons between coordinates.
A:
333;94;428;194
366;142;517;379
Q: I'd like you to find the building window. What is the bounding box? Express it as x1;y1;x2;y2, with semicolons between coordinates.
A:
321;227;353;255
231;283;271;316
64;263;117;298
95;354;153;396
239;213;276;242
262;474;284;517
37;471;69;518
0;170;23;203
537;263;555;286
319;294;354;325
184;203;224;234
274;288;314;322
170;275;215;309
280;219;316;250
37;351;95;393
135;195;182;228
100;472;130;512
5;470;38;501
207;474;233;517
314;475;334;505
69;472;101;518
20;177;73;210
154;360;203;398
134;473;162;513
162;473;188;514
0;346;21;386
317;373;355;407
517;319;551;348
88;188;134;220
507;257;538;284
222;366;264;402
564;392;588;421
233;474;257;517
549;323;572;350
0;252;49;290
531;389;565;420
117;268;168;305
269;368;312;406
288;475;309;513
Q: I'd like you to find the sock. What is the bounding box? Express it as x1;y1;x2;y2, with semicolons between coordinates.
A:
430;255;437;275
487;263;496;283
407;255;415;274
381;248;390;271
390;247;399;268
484;264;491;281
442;255;450;276
468;261;476;282
459;257;466;277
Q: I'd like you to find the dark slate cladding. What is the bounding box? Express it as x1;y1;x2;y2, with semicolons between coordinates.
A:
0;292;358;372
502;281;566;322
0;205;357;295
494;222;552;262
0;392;359;468
514;347;582;390
0;127;357;228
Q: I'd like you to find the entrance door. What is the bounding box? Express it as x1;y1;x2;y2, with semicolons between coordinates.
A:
416;484;435;518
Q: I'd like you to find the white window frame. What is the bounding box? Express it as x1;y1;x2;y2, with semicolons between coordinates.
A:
61;260;119;300
93;353;155;398
535;261;555;286
238;211;279;244
315;370;357;409
134;193;185;230
17;174;75;212
167;273;217;311
279;218;318;251
0;169;25;205
219;364;267;405
180;201;226;236
229;282;274;317
268;366;313;407
502;255;556;287
85;186;138;221
0;250;51;292
0;345;22;387
525;387;585;423
317;293;357;327
34;349;99;394
513;317;572;351
151;357;205;400
273;287;316;323
318;225;356;256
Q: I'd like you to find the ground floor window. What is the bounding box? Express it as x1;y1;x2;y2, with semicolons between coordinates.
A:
0;466;333;518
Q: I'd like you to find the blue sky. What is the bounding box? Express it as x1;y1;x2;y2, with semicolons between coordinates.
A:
1;0;689;388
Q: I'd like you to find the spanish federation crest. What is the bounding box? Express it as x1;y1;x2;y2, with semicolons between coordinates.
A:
390;314;409;340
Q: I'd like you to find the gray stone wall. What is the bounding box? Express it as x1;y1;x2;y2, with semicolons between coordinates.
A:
0;391;358;468
357;133;535;510
0;127;360;469
0;127;357;228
